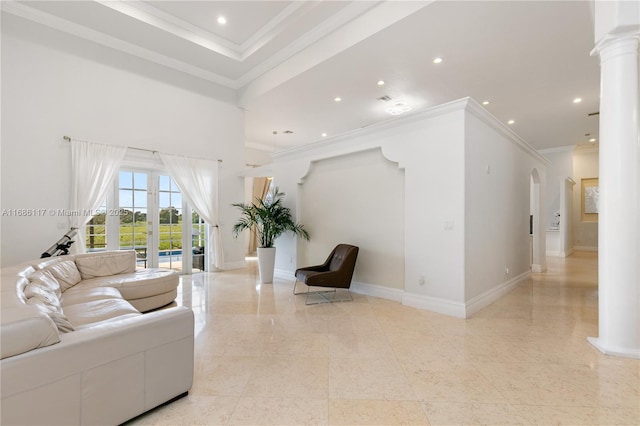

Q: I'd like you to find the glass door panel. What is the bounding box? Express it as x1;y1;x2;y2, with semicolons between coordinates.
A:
158;175;183;271
118;171;149;268
191;210;206;272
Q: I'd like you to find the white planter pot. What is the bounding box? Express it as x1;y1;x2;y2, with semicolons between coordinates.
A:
257;247;276;284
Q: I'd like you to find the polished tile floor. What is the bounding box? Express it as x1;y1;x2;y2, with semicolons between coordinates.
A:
129;252;639;425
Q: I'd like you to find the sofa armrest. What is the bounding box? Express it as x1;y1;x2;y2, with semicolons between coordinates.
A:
1;306;194;425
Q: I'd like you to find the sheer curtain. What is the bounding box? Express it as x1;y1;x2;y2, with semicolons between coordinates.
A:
70;140;127;253
159;153;224;270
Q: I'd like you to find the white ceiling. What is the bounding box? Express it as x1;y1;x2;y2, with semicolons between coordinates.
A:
3;1;601;152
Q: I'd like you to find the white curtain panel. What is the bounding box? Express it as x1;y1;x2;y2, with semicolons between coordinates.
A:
70;140;127;253
159;153;224;270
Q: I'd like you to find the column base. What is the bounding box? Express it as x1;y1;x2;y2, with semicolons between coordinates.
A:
587;336;640;359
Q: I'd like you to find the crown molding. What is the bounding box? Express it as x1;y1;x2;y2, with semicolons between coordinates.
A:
464;98;550;165
272;97;470;162
96;0;240;59
538;145;577;154
235;1;381;87
1;0;237;88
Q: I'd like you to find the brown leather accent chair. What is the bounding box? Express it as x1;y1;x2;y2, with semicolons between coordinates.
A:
293;244;359;304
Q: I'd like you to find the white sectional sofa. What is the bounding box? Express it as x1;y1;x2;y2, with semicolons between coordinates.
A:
0;250;194;425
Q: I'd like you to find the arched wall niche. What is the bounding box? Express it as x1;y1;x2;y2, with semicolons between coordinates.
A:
298;147;405;290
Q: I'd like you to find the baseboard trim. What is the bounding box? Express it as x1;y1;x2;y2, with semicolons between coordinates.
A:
274;268;295;280
588;337;640;359
546;249;574;258
222;261;247;270
465;271;530;318
351;281;403;302
402;292;466;318
574;246;598;252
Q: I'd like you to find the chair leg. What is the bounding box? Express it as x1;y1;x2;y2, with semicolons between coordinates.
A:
304;288;354;305
293;280;307;295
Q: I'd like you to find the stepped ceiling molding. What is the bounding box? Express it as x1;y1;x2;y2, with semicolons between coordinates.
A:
1;1;601;151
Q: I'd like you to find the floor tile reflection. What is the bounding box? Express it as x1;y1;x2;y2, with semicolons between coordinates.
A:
128;252;639;425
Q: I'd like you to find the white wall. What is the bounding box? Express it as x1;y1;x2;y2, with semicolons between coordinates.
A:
464;113;548;306
264;101;467;309
244;147;273;167
299;148;405;289
573;147;599;250
253;98;544;317
541;147;574;229
1;14;245;267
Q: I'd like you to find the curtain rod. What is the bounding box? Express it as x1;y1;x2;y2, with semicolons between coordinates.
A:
62;135;222;163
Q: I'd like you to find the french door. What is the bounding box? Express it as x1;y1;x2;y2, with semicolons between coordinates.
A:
115;170;204;273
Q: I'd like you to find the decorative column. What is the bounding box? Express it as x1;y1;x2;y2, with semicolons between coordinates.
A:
588;27;640;358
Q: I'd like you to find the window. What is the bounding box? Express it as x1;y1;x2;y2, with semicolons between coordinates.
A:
85;202;107;252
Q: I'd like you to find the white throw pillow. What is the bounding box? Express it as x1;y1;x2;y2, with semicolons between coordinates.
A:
45;260;82;292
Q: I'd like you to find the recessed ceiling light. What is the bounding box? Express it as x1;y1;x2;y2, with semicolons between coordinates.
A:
589;138;596;143
377;80;385;86
573;97;582;103
508;120;515;125
334;97;342;102
482;101;490;105
385;100;412;115
433;57;443;64
217;16;227;25
321;133;327;137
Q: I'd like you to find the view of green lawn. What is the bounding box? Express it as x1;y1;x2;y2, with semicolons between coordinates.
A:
86;223;186;250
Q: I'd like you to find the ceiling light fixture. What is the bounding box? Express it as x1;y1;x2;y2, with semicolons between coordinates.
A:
377;80;385;86
385;100;412;115
573;97;582;103
334;97;342;102
321;133;327;137
589;138;596;143
433;57;443;64
217;16;227;25
482;101;490;105
508;120;515;124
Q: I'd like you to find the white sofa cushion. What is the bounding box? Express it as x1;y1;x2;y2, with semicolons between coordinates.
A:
74;250;136;279
0;275;61;359
24;271;74;333
25;270;62;300
77;269;178;300
63;299;141;327
60;286;123;307
43;260;82;292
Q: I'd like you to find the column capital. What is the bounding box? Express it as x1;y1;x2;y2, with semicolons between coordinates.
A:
591;29;640;60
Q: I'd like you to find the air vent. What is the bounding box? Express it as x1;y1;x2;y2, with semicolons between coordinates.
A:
377;95;392;102
588;112;600;116
283;130;294;134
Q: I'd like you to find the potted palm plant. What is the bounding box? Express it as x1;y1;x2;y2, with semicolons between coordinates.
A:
232;187;310;283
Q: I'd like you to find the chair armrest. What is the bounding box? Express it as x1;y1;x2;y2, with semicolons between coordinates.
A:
295;264;328;274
